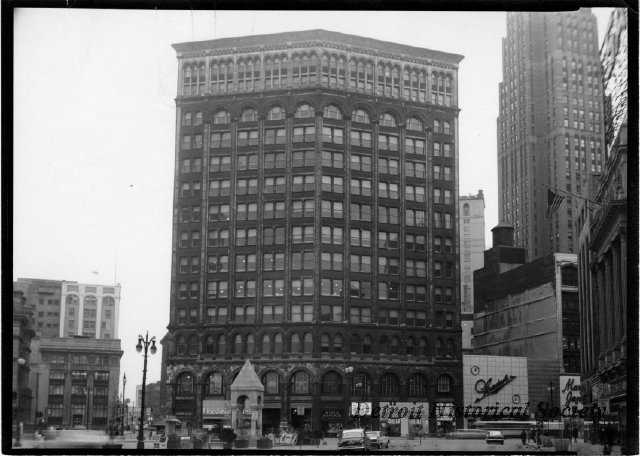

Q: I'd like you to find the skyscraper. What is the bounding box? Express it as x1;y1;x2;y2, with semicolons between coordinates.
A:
497;10;606;259
163;29;464;435
458;190;485;352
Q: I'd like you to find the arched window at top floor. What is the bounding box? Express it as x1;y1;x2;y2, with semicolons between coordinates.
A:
240;108;259;123
213;110;231;125
295;103;315;119
351;109;370;124
102;296;115;307
267;106;285;121
379;112;397;128
84;296;97;307
433;119;441;133
66;295;79;306
406;117;423;132
323;104;342;120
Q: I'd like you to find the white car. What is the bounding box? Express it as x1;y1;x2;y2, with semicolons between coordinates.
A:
366;431;390;448
486;430;505;445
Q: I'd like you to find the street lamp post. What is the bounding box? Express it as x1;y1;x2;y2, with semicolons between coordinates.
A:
547;381;554;435
121;373;127;435
136;332;157;450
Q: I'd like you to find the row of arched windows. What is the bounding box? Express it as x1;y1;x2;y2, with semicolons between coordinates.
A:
182;53;454;105
186;103;444;133
174;369;453;397
174;332;457;358
65;295;115;307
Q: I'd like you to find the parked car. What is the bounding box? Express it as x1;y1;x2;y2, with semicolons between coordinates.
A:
485;430;505;445
365;431;390;448
338;429;371;452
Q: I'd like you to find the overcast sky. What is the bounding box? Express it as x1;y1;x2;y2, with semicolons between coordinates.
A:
13;8;613;401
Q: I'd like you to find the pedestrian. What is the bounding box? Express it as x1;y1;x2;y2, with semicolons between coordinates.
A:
572;427;578;443
520;429;527;445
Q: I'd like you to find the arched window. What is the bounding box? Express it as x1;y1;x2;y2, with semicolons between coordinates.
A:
321;333;330;353
322;371;341;394
352;373;371;396
66;294;79;306
262;334;271;354
187;335;198;354
295;103;315;119
443;121;451;134
240;108;258;122
437;374;451;393
274;333;283;353
418;338;428;356
323;104;342;119
380;373;400;396
435;338;444;358
176;372;194;395
234;334;243;354
390;336;400;355
303;333;313;353
406;337;415;355
379;335;389;354
217;334;226;355
290;371;310;394
406;117;423;132
246;334;255;354
408;373;428;397
351;109;370;124
433;119;441;133
176;336;186;355
267;106;285;121
333;334;343;353
102;296;115;306
205;335;214;354
350;334;360;354
262;371;279;394
463;203;470;216
362;336;372;354
84;296;97;306
379;112;397;127
205;372;223;395
291;333;301;352
213;110;231;125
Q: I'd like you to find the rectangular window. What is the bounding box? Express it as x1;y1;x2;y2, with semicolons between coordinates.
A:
406;209;426;227
236;202;257;221
264;176;286;193
378;206;399;224
293;126;316;143
322;126;344;144
292;225;314;243
350;229;372;247
350;203;372;221
237;154;258;171
291;251;314;270
322;151;344;168
406;233;426;251
350;281;372;299
405;161;426;179
207;281;229;299
292;278;314;296
321;200;343;218
293;150;315;167
263;201;286;219
405;185;426;202
235;280;256;298
350;178;372;196
210;132;231;148
210;155;231;172
264;152;285;169
350;154;372;173
351;130;372;147
262;279;285;297
235;254;257;272
263;227;285;245
378;257;399;275
208;229;229;247
320;278;343;296
236;178;258;195
237;130;259;147
350;254;372;273
321;226;343;244
378;134;399;151
209;180;231;197
378;282;399;300
292;199;315;218
378;157;399;175
378;182;399;199
207;255;229;273
405;138;425;155
293;175;315;192
378;231;399;249
263;252;285;271
264;128;286;145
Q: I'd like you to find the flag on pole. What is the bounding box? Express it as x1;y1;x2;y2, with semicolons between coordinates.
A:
547;188;564;217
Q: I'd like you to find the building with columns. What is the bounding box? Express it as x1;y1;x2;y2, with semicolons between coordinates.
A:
161;29;465;436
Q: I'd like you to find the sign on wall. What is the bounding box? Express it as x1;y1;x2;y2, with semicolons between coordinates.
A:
559;375;583;410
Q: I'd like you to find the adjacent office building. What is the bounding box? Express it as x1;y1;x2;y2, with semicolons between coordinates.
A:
472;224;580;409
13;279;123;430
459;191;485;351
576;7;630;447
162;29;464;436
497;10;606;260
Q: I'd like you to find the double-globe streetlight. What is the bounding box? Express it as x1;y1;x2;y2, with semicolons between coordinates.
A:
136;332;157;450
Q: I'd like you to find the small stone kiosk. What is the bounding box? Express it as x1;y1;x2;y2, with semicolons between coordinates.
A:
230;360;264;446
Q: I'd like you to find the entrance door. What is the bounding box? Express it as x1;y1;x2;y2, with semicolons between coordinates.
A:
72;414;83;427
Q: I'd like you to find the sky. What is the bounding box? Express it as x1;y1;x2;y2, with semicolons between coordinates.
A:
12;8;614;402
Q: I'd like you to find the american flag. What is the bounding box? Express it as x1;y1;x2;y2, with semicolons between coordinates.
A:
547;189;565;217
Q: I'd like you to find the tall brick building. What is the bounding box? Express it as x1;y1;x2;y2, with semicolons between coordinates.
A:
161;29;464;436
